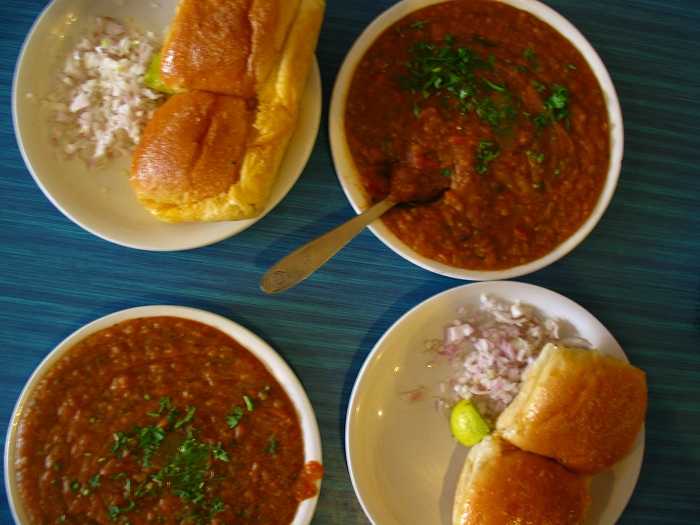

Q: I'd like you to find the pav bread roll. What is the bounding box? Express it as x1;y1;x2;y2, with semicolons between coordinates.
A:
130;0;325;222
496;343;647;474
453;436;590;525
160;0;303;96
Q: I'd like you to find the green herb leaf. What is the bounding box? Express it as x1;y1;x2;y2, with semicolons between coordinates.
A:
483;78;506;92
107;500;136;522
70;480;80;493
532;80;546;93
158;396;173;414
532;84;570;130
137;426;166;467
210;497;225;515
266;435;278;455
112;432;129;456
523;47;539;69
441;167;453;178
243;395;255;412
410;20;427;30
212;443;230;462
412;102;422;118
526;150;545;164
174;406;196;430
89;474;101;489
227;406;244;429
475;141;501;174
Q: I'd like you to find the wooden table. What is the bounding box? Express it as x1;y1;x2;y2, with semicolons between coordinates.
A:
0;1;698;523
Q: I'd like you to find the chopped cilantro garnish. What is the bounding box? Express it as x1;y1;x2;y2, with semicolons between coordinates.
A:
401;38;516;132
266;435;278;455
523;47;539;69
107;500;135;521
158;396;173;414
526;150;545;164
137;426;166;467
441;167;453;178
212;443;230;462
70;480;80;493
227;406;245;429
174;406;196;430
89;474;101;489
243;395;255;412
112;432;129;456
410;20;427;30
533;84;570;130
532;80;546;93
483;78;506;93
475;141;501;174
412;102;422;118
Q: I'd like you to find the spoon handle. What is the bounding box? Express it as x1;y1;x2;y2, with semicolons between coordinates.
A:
261;198;396;294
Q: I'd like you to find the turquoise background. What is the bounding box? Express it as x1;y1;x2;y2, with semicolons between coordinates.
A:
1;0;698;523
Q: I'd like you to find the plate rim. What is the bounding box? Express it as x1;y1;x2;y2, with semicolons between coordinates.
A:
12;0;322;252
4;305;323;525
345;280;645;525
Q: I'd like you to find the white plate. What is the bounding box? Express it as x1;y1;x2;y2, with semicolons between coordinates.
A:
4;306;323;525
329;0;623;280
13;0;322;251
346;281;644;525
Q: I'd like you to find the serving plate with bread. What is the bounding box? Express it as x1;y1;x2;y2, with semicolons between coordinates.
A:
14;0;324;250
346;281;646;525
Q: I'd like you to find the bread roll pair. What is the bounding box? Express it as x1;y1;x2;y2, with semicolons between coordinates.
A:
131;0;325;222
454;344;647;525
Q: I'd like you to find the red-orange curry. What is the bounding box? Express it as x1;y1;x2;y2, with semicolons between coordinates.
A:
15;317;321;525
346;0;610;270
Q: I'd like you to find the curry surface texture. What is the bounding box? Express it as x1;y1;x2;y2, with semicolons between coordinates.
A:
14;317;319;525
346;0;610;270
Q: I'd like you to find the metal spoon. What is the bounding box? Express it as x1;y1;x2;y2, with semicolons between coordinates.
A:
260;164;450;294
260;198;397;294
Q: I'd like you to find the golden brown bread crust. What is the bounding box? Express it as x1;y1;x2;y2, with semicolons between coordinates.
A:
161;0;303;97
496;344;647;474
131;92;253;206
453;437;590;525
133;0;325;222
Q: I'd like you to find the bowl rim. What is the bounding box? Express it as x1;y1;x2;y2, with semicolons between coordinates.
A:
12;0;322;252
329;0;624;280
344;280;645;525
4;305;323;525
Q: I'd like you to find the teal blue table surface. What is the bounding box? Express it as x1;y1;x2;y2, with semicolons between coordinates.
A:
0;0;698;523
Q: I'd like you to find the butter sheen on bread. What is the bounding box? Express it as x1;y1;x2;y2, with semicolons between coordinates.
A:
453;436;590;525
496;343;648;474
130;0;325;222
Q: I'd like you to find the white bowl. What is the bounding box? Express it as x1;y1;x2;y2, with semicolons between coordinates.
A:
329;0;623;280
4;306;323;525
346;281;644;525
13;0;322;251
